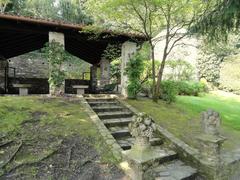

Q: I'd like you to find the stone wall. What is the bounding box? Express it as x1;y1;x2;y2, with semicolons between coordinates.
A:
8;52;91;79
8;55;48;79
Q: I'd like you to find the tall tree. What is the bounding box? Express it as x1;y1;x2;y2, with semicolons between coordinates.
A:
59;0;93;24
194;0;240;39
86;0;210;101
2;0;93;25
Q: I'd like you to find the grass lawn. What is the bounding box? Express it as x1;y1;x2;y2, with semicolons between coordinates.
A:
126;91;240;151
0;96;122;179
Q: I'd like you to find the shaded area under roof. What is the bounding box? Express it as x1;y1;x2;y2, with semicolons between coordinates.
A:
0;14;146;64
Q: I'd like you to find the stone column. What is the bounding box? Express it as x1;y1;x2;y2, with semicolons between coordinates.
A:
124;113;159;180
0;56;8;94
48;32;65;95
121;41;137;97
90;64;98;93
100;58;110;87
197;109;226;179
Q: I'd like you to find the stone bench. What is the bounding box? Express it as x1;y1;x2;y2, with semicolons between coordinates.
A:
72;85;89;95
13;84;32;96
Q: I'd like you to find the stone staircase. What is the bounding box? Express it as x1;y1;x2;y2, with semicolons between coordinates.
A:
86;96;199;180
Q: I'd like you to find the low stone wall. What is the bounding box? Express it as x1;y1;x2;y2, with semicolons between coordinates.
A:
222;149;240;180
80;95;123;161
6;78;90;94
8;78;49;94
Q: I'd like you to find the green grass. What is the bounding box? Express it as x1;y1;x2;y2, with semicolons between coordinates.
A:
126;91;240;151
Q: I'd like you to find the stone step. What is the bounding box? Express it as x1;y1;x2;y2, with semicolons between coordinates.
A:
110;128;131;138
86;98;116;102
117;137;163;150
84;94;116;98
92;106;127;113
88;101;120;107
125;148;178;167
154;160;197;180
97;111;133;119
103;118;132;127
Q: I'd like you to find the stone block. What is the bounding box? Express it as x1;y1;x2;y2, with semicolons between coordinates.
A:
19;88;28;96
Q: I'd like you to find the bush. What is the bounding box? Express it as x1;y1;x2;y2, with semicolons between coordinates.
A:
159;81;178;103
165;59;195;81
159;81;207;103
176;81;207;96
125;53;144;99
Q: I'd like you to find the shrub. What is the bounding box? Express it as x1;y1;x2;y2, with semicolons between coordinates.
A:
159;80;178;103
125;53;144;99
159;81;207;103
176;81;207;96
165;59;195;81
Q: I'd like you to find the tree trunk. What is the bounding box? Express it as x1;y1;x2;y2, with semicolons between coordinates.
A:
150;43;158;102
155;24;170;99
156;54;167;96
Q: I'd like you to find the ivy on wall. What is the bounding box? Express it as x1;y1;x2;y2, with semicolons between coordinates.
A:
44;41;68;96
125;53;144;99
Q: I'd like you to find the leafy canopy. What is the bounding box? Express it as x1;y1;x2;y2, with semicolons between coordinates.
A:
194;0;240;40
86;0;207;38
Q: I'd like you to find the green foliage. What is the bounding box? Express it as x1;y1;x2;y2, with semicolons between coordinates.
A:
44;41;68;92
197;34;240;85
176;81;207;96
125;53;144;99
4;0;93;25
59;0;93;24
193;0;240;41
165;60;195;81
159;80;178;103
110;58;121;83
219;54;240;95
102;44;121;60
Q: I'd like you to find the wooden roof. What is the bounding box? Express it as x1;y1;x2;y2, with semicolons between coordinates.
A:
0;14;146;64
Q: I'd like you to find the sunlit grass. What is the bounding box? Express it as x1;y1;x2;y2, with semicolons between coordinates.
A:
126;91;240;151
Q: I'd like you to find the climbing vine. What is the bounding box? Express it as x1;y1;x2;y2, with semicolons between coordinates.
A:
125;53;144;99
102;44;121;60
44;41;68;95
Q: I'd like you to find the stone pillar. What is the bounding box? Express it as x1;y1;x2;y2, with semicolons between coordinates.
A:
90;64;98;93
0;56;8;94
197;109;226;179
121;41;137;97
124;113;158;180
49;32;65;48
100;58;110;86
48;32;65;95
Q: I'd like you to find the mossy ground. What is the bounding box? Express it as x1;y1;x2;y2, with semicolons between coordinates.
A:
0;96;123;179
126;91;240;151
